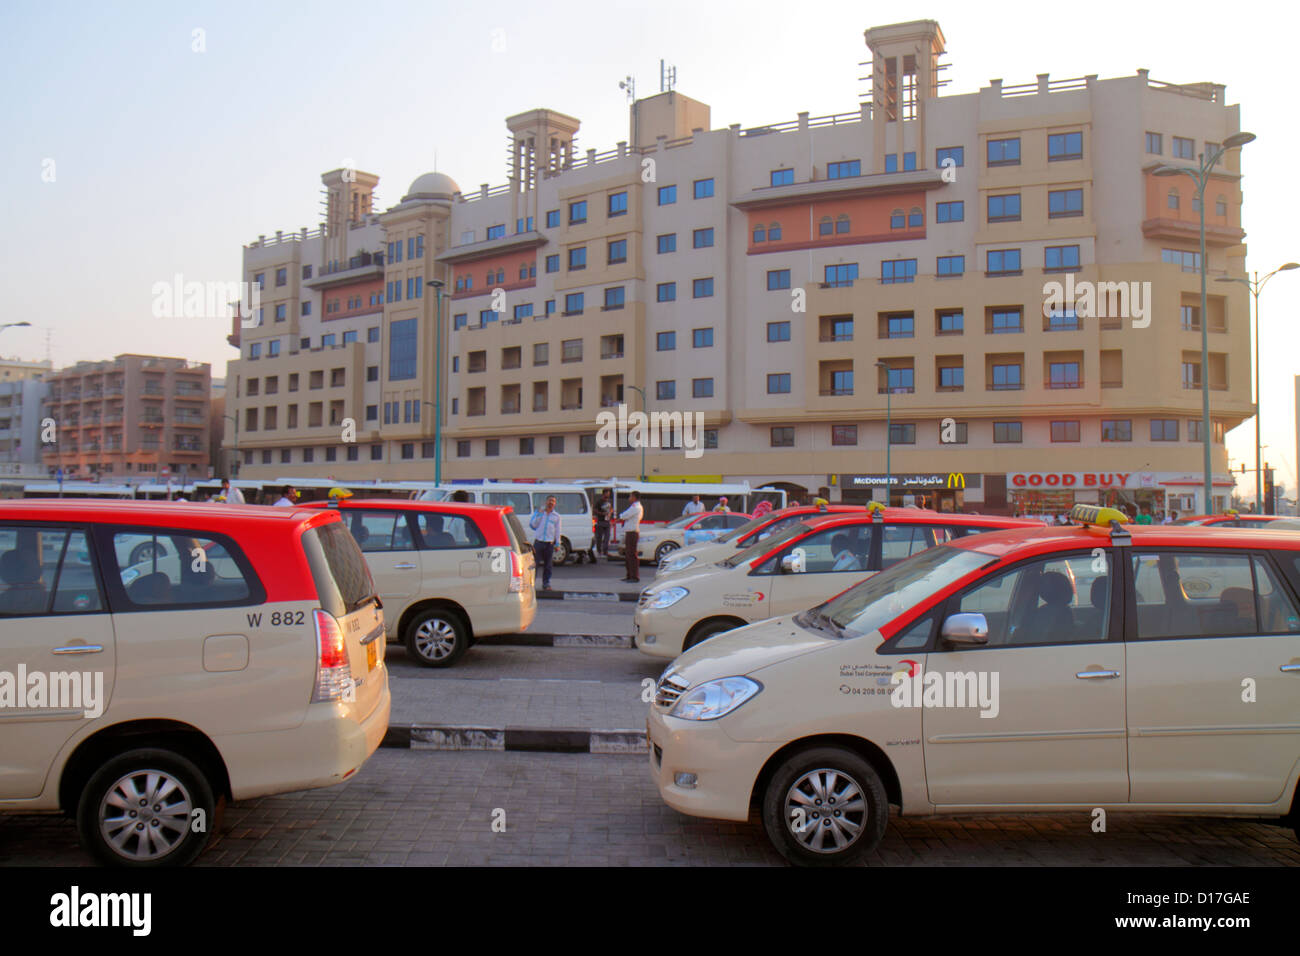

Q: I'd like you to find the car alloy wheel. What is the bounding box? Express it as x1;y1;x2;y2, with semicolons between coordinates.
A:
783;768;867;854
762;746;888;866
406;610;468;667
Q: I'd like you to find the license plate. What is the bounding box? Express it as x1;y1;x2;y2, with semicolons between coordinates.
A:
366;640;378;671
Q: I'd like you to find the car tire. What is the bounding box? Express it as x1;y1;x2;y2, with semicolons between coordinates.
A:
683;619;739;651
76;748;216;867
761;747;888;867
128;541;165;565
405;608;468;667
654;541;680;564
553;537;570;566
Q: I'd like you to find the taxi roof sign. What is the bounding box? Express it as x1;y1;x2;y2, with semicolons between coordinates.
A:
865;500;885;522
1069;503;1131;542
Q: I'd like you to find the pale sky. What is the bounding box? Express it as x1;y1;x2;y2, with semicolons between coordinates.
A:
2;0;1296;494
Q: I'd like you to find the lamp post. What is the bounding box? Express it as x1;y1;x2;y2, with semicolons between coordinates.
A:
427;280;445;485
1215;262;1298;513
625;384;647;482
1153;130;1255;513
875;360;891;506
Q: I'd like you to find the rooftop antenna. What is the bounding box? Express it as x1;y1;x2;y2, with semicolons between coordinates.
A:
660;59;676;92
618;74;635;102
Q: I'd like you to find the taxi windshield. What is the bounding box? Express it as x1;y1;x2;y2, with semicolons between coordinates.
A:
715;514;769;543
720;522;810;568
810;545;994;639
664;514;699;530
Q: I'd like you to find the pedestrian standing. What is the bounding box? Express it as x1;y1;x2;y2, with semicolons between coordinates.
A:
273;485;297;506
529;495;562;590
682;495;704;517
620;491;644;582
712;496;730;513
220;478;245;505
594;490;613;557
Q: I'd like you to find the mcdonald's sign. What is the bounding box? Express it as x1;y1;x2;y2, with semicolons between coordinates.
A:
946;473;966;489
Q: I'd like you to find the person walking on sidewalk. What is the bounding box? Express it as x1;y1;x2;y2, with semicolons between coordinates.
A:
620;491;644;582
594;490;613;557
529;495;562;591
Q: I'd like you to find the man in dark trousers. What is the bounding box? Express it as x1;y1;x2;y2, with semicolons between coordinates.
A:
529;495;562;590
620;491;644;582
594;490;613;557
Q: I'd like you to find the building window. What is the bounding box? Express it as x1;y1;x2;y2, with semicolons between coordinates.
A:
889;423;916;444
937;310;963;334
986;249;1021;276
608;191;628;217
936;146;964;168
579;434;596;453
767;269;791;290
770;168;794;186
770;427;795;447
548;436;564;454
657;233;676;254
939;366;964;390
937;255;964;277
457;440;471;458
886;155;899;173
486;224;506;241
831;424;857;446
890;209;905;230
656;331;676;352
1047;131;1083;161
827;160;861;179
768;222;782;241
693;178;715;199
1051;420;1080;442
545;254;560;274
753;225;766;243
1044;245;1081;272
655;380;676;401
824;263;858;288
545;209;560;228
388;319;417;380
692;277;714;298
482;439;499;457
1101;419;1133;442
987;138;1020;166
562;339;583;363
1047;309;1080;331
903;151;916;171
568;247;587;271
1145;132;1163;154
514;303;534;321
884;367;910;393
299;301;312;317
1048;361;1081;389
990;308;1022;334
1181;305;1200;331
603;287;625;310
658;185;677;205
569;200;588;224
693;228;715;249
993;421;1022;443
936;201;963;223
819;216;834;237
987;194;1021;223
692;378;714;398
767;373;791;394
1048;188;1084;218
1162;249;1202;273
693;328;714;348
657;282;676;302
880;259;916;284
268;340;281;357
1215;196;1227;217
991;364;1022;390
564;292;584;315
480;309;499;326
1173;136;1195;160
884;314;914;338
1151;419;1179;441
942;421;969;444
837;213;853;233
607;239;627;264
767;321;790;342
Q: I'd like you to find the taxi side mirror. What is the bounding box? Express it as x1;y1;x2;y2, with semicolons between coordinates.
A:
780;548;806;574
941;613;988;645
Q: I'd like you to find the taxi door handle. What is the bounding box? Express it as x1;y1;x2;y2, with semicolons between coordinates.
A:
53;644;105;655
1075;669;1120;680
394;563;417;570
1280;664;1300;673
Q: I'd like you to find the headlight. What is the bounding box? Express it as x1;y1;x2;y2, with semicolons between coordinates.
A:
670;677;762;720
662;554;696;571
645;586;688;609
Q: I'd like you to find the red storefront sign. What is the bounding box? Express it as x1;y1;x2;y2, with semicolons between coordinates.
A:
1009;472;1133;488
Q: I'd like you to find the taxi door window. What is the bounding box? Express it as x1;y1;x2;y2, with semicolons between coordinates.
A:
415;513;487;550
347;510;411;552
751;516;802;543
880;525;938;569
109;530;256;609
722;514;750;529
953;552;1112;647
764;525;871;574
0;526;103;617
1255;557;1300;633
1132;551;1297;639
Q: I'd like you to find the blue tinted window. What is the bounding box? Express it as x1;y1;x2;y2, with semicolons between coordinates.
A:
389;318;417;380
936;201;963;223
881;259;917;284
767;269;791;290
770;169;794;186
936;146;964;167
767;321;790;342
658;185;677;205
693;178;714;199
692;277;714;298
657;282;676;302
937;255;965;276
657;233;676;254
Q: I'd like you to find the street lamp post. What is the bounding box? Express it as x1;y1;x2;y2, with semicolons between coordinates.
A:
626;384;647;482
875;360;891;506
1215;262;1298;513
427;280;445;485
1153;131;1255;514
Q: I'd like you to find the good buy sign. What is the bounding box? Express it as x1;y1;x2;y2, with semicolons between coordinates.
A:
1010;472;1134;488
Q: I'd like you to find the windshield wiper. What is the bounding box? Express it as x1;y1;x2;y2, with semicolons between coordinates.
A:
796;608;844;639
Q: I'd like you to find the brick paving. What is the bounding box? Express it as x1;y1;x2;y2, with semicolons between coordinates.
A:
2;750;1296;867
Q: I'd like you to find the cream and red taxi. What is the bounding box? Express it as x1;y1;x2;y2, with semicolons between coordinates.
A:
635;506;1037;659
647;505;1300;865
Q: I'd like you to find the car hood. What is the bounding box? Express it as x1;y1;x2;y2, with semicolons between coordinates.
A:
664;615;835;686
643;563;738;595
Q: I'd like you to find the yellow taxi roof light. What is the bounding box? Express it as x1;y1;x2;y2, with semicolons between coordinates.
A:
1069;504;1128;528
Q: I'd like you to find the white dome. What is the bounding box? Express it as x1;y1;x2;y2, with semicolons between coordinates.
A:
404;172;459;201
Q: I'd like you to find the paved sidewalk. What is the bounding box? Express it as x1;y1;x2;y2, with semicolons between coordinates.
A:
389;673;653;729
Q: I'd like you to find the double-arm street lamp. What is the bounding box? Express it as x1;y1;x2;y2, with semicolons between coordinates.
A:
625;384;647;482
1153;130;1256;513
1215;263;1298;513
875;360;891;505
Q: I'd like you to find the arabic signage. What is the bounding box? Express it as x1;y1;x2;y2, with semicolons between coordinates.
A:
843;473;972;489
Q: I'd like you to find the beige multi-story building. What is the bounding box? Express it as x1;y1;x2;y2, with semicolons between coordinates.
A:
225;18;1254;513
0;358;53;479
42;354;211;482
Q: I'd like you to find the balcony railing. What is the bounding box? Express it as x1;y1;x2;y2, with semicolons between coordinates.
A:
989;383;1024;391
820;387;854;396
819;333;853;342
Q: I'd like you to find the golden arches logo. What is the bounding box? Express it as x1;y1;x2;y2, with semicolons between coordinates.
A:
946;473;966;489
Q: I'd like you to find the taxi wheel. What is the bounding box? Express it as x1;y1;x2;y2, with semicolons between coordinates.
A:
683;619;740;651
553;538;571;566
654;541;680;564
76;748;216;867
762;747;888;867
405;609;468;667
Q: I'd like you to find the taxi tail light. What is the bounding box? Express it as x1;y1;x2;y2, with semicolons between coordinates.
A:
508;550;524;592
312;608;352;702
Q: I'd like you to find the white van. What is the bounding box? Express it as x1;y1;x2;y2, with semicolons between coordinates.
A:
417;482;594;564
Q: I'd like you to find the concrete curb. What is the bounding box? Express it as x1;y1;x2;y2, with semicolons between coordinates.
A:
534;589;640;602
381;724;647;754
474;633;633;648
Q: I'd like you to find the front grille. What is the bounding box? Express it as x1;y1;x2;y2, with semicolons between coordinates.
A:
654;672;690;709
653;743;663;766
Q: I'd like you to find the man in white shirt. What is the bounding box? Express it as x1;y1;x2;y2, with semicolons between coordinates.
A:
682;495;704;517
831;534;860;572
220;478;245;505
273;485;297;506
529;496;562;590
619;491;644;582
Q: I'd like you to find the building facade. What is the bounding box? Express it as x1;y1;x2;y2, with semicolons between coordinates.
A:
225;18;1253;513
0;358;53;479
41;354;211;482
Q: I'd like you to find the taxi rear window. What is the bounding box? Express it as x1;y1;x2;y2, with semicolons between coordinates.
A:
303;519;375;617
503;512;531;553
